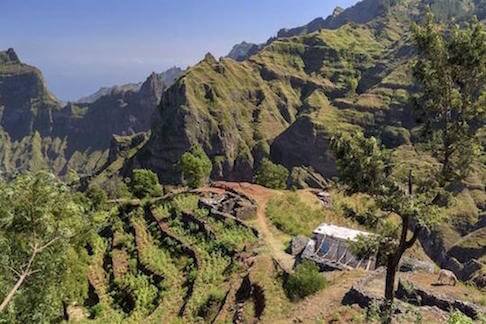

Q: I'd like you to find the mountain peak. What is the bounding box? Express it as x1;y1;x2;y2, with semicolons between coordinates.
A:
0;48;20;64
227;41;261;61
203;52;217;64
332;6;344;17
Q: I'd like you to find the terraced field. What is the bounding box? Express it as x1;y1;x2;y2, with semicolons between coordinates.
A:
81;190;267;323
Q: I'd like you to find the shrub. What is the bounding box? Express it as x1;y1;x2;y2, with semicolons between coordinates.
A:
128;169;162;199
179;146;212;189
254;158;289;189
86;185;108;210
284;261;327;301
197;289;226;319
447;311;473;324
103;176;131;199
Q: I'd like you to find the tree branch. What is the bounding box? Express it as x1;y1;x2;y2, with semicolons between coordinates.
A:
0;237;59;313
37;236;60;253
7;267;21;278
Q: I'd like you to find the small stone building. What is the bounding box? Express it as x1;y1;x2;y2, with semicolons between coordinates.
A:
301;223;377;271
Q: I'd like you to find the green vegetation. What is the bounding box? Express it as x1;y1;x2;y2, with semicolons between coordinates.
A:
0;172;94;322
266;192;323;236
128;169;162;199
330;131;444;322
255;158;289;189
447;310;473;324
413;12;486;183
284;261;327;301
1;2;485;323
179;146;212;189
330;131;390;193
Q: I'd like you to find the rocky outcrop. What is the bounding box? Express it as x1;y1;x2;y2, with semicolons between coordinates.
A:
396;280;486;320
227;42;262;61
0;50;181;176
107;132;149;165
0;48;20;64
418;227;484;283
288;166;329;189
271;116;338;178
399;257;435;273
0;49;61;140
288;236;311;256
341;268;386;308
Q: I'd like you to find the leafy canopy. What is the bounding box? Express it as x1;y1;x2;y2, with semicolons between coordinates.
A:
179;146;212;189
129;169;163;199
412;12;486;182
0;172;92;322
330;131;391;194
330;131;443;320
254;158;289;190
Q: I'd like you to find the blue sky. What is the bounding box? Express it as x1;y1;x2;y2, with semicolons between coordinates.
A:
0;0;359;101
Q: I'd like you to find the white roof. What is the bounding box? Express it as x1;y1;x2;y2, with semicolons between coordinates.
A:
313;223;372;241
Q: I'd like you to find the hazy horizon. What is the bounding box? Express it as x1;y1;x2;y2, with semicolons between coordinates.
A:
1;0;359;101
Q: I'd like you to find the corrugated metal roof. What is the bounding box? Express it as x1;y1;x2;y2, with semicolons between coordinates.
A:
313;223;372;241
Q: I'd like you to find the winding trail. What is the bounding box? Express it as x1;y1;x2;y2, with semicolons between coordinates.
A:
210;182;295;272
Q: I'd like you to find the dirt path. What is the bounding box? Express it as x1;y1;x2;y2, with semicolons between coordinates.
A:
211;182;295;272
290;270;366;322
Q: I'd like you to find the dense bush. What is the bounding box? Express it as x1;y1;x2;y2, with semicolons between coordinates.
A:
128;169;163;199
284;261;327;301
254;158;289;189
179;146;212;189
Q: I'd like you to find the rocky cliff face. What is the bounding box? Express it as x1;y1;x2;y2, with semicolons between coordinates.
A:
128;8;415;183
0;48;62;140
129;0;486;185
0;49;183;176
227;42;262;61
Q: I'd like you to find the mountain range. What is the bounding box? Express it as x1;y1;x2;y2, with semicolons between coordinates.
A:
1;0;485;320
0;51;182;176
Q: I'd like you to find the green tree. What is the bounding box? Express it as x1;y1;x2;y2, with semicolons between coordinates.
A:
254;158;289;190
330;132;391;193
128;169;163;199
412;12;486;183
0;172;91;322
331;132;443;323
179;146;212;189
284;261;327;300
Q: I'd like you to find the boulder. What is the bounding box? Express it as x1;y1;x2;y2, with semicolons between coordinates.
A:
288;236;311;256
399;257;435;273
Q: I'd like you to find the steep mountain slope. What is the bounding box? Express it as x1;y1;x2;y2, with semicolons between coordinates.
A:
232;0;486;64
127;2;414;183
119;0;485;284
0;49;183;176
130;0;485;186
0;48;62;140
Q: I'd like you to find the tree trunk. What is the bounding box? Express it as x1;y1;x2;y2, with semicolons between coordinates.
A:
0;273;27;312
383;255;399;323
384;259;398;302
